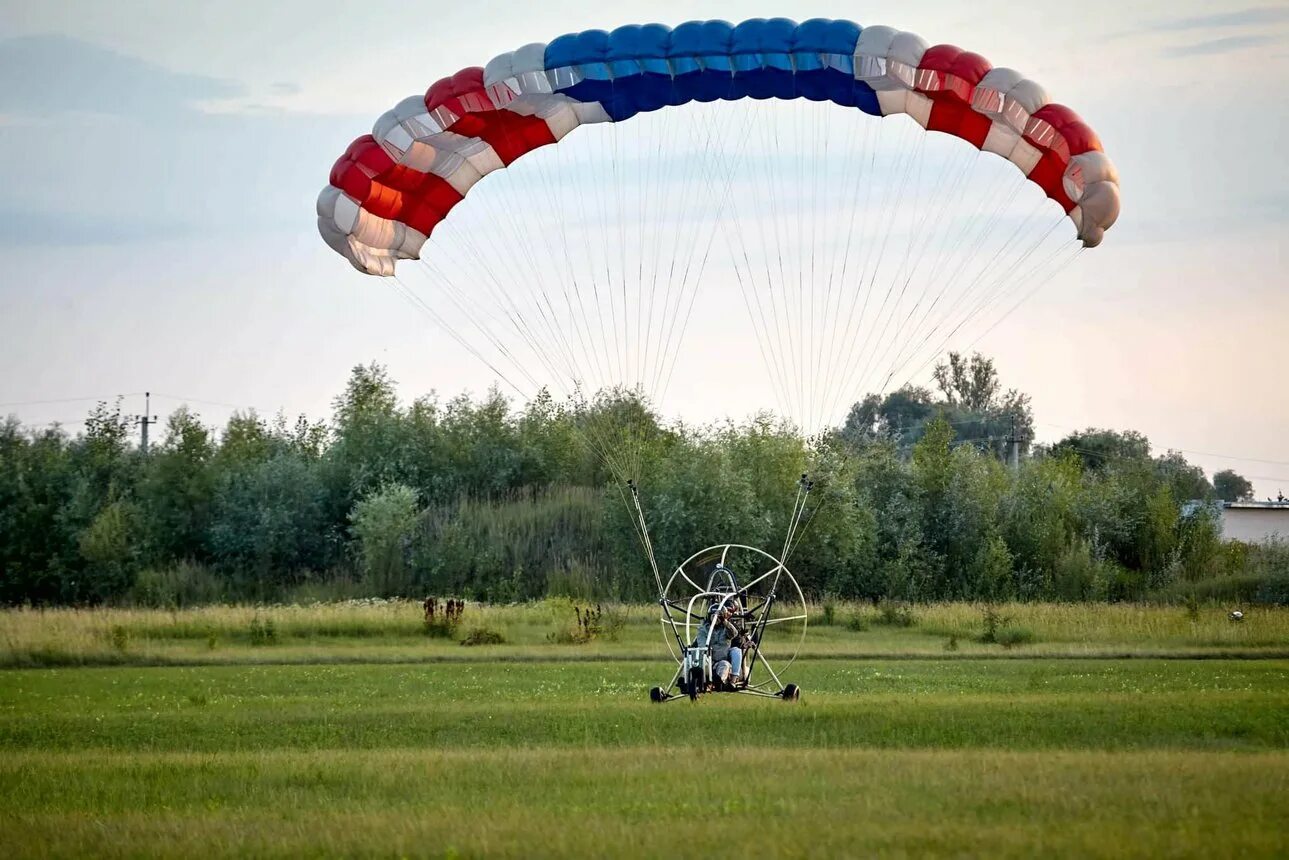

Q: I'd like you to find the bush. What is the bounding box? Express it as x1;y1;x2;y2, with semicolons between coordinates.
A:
350;483;420;596
875;600;915;627
460;627;506;646
1251;540;1289;606
1151;574;1266;606
979;606;1010;644
845;611;869;632
979;606;1036;648
130;562;225;608
548;602;622;644
1053;541;1098;601
821;598;838;627
248;616;277;646
995;626;1036;648
423;597;464;638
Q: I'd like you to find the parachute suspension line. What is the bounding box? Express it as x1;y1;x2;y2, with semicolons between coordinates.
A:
966;244;1086;349
417;245;576;395
797;116;926;429
742;473;812;687
844;142;989;403
894;208;1072;386
470;131;609;393
387;274;532;398
785;483;823;564
806;98;840;432
813;119;922;421
654;100;762;403
922;229;1081;369
870;154;1041;384
628;479;664;598
875;189;1058;393
812;107;881;431
555;121;616;391
718;103;795;421
845;133;970;399
753;104;798;425
761;101;809;423
779;473;813;565
435;219;587;389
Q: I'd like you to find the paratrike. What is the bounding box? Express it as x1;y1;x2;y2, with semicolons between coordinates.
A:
642;477;812;703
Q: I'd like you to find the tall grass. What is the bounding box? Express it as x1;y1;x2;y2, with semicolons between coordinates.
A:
3;600;1288;668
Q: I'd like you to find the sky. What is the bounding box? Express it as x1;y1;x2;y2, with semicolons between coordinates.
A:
0;0;1286;496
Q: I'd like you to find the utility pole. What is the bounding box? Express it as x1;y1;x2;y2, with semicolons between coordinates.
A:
1007;412;1020;474
133;391;158;454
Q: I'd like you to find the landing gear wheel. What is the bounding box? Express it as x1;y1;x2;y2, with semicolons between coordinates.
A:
782;683;800;701
649;686;665;703
687;668;703;701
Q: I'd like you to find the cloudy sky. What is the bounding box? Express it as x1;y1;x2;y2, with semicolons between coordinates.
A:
1;1;1286;496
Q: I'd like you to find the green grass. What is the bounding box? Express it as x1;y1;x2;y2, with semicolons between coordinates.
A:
2;659;1289;857
4;603;1289;857
4;747;1286;859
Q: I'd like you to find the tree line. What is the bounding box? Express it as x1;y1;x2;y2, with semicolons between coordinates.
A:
2;354;1283;607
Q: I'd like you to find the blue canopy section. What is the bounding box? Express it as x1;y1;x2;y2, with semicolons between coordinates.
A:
543;18;880;121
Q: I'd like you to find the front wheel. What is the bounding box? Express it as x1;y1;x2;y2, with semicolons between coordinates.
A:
688;668;703;701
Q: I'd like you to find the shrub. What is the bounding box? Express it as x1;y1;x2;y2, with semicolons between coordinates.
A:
1053;541;1105;601
423;597;464;638
995;626;1036;648
109;625;129;652
1151;574;1267;606
821;597;838;627
548;602;621;644
979;606;1037;648
1251;540;1289;606
875;600;915;627
979;606;1010;644
130;562;225;608
249;616;277;646
460;627;506;647
845;611;869;632
350;483;419;596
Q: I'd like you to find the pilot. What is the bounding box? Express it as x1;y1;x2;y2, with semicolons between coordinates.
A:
694;597;746;690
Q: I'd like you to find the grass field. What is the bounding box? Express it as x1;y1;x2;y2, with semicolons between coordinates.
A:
3;604;1288;857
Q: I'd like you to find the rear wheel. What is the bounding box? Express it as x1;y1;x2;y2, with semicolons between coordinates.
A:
649;686;665;703
782;683;800;701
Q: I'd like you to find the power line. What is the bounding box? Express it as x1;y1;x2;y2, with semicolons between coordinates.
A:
0;393;144;408
147;392;265;412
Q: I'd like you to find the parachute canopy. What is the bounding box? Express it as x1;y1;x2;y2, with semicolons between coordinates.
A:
318;17;1120;278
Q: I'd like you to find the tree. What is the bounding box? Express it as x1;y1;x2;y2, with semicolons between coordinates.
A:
78;499;140;601
140;407;215;563
933;352;1001;412
1049;428;1151;471
1213;469;1254;503
839;385;934;447
842;353;1033;460
349;483;420;595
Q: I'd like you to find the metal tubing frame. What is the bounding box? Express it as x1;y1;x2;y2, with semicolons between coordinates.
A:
655;543;807;701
